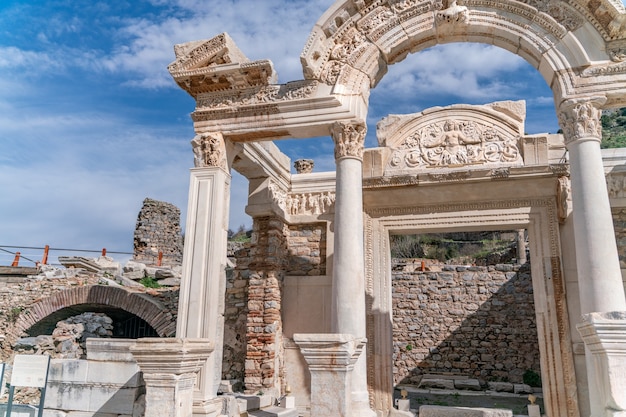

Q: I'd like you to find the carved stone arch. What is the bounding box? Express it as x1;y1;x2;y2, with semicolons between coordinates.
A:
13;285;176;338
301;0;626;107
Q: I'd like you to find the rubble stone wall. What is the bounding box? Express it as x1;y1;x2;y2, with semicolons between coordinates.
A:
392;262;540;385
133;198;184;266
0;274;179;363
286;224;326;276
222;242;251;385
244;217;288;396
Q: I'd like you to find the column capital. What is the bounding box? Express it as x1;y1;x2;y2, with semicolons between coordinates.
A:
191;132;227;169
557;96;606;146
331;120;367;161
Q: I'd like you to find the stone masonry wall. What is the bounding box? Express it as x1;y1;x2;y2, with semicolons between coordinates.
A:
244;217;288;395
133;198;183;266
222;242;251;385
286;224;326;276
0;273;179;363
392;261;539;385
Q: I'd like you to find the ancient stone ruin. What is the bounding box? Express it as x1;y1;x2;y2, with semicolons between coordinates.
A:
133;197;183;266
3;1;626;417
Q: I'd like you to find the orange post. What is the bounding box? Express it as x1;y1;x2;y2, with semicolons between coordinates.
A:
102;248;107;257
41;245;49;265
157;251;163;267
421;260;426;271
11;252;20;267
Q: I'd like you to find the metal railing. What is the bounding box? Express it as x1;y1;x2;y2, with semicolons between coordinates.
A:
0;245;133;267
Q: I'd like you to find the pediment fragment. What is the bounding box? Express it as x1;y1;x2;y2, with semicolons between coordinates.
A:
168;33;277;97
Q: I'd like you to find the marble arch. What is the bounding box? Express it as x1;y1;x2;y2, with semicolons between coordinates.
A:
151;1;626;417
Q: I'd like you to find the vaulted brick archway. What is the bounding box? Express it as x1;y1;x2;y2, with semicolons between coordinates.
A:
13;285;176;339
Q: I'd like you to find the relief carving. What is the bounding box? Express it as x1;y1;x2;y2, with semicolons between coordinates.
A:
294;159;315;174
609;48;626;62
191;133;226;168
196;81;318;110
557;176;572;224
436;0;469;23
332;121;367;161
287;192;335;215
387;119;522;170
607;173;626;198
558;98;605;144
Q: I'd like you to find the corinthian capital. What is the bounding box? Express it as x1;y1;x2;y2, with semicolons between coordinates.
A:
331;121;367;161
191;132;226;168
558;97;606;145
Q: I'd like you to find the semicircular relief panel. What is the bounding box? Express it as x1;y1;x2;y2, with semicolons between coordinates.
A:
379;101;526;173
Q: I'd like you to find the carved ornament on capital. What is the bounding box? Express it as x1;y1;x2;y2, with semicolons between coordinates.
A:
558;97;606;145
331;121;367;161
191;132;227;169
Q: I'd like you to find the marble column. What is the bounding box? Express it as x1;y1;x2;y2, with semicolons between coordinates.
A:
176;132;231;416
558;97;626;314
293;334;365;417
130;338;213;417
330;121;374;417
559;98;626;417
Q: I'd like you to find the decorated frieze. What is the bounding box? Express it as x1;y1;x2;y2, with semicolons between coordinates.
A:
386;119;523;170
269;182;336;216
195;81;318;110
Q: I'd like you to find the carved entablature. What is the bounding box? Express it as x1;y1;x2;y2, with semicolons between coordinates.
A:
379;101;525;173
269;181;336;216
168;33;277;98
195;81;318;110
191;133;226;169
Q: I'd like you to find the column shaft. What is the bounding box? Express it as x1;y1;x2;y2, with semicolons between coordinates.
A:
330;121;375;417
559;98;626;314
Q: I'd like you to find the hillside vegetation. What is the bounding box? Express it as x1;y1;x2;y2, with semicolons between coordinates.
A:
602;108;626;149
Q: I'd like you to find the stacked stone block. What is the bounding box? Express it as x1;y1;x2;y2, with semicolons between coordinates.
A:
244;217;288;395
392;262;539;384
133;198;183;266
286;224;326;276
222;243;251;383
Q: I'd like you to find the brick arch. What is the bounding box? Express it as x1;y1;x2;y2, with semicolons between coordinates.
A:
13;285;176;337
301;0;626;106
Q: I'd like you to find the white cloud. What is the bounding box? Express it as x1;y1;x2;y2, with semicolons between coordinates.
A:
375;43;527;100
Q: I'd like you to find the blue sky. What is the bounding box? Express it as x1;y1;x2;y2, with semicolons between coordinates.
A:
0;0;570;266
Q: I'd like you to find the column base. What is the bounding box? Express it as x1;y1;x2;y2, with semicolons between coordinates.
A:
130;338;214;417
577;311;626;417
294;333;376;417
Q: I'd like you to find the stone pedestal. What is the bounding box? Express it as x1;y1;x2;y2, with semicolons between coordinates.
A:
577;312;626;417
130;338;213;417
293;334;365;417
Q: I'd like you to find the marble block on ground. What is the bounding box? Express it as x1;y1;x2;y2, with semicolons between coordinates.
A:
419;405;513;417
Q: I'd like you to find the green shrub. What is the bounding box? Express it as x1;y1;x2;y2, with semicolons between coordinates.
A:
523;369;542;387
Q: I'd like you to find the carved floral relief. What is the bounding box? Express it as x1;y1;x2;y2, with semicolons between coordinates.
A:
332;121;367;161
387;119;522;170
558;100;604;144
191;133;226;168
